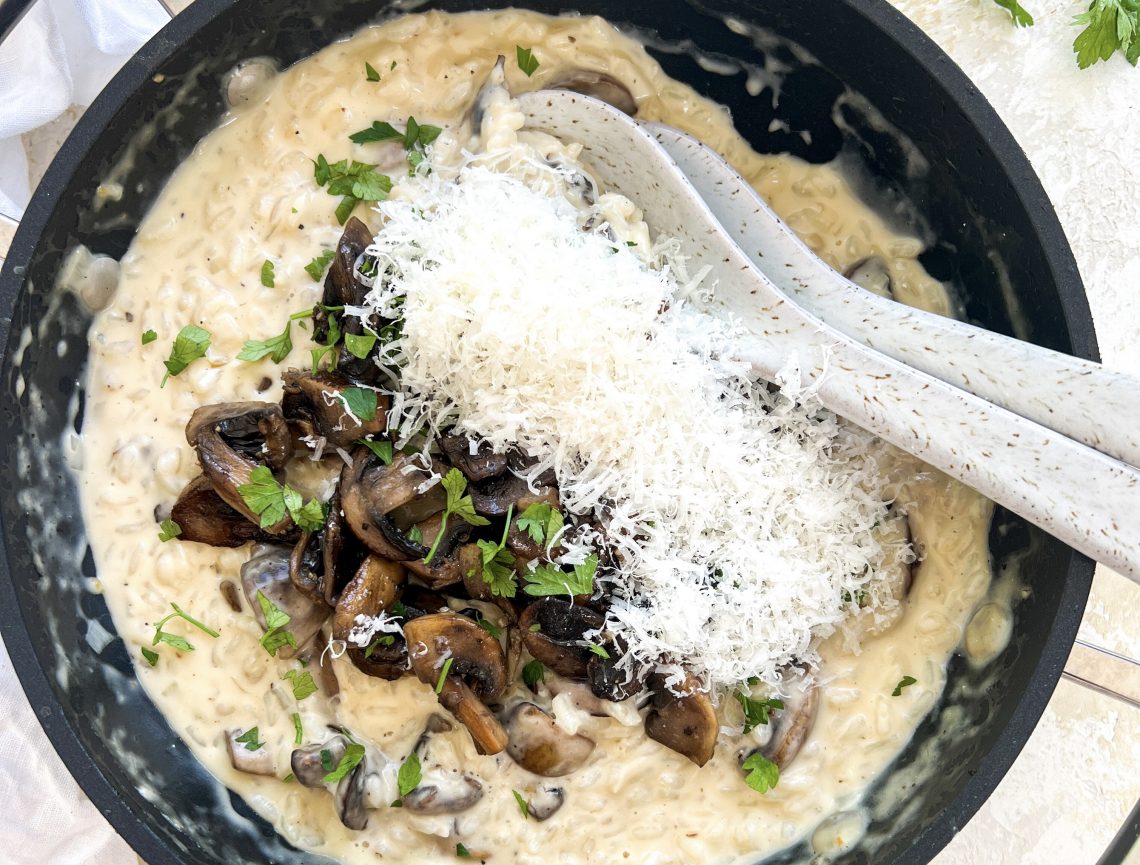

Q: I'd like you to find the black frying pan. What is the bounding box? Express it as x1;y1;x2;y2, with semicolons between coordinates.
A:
0;1;1096;863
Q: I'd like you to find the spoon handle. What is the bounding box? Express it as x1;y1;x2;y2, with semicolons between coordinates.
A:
650;124;1140;468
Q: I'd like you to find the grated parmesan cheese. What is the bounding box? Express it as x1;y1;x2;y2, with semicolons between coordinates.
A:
353;146;900;697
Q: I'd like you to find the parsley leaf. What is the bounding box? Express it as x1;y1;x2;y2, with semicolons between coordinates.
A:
320;749;334;771
474;504;517;597
477;617;502;639
991;0;1034;27
424;468;491;563
435;657;454;694
456;843;471;859
364;634;395;658
237;465;325;530
512;789;530;819
235;727;264;752
516;45;539;77
365;61;381;82
344;331;378;359
588;643;610;659
397;751;422;797
742;752;779;794
141;329;157;345
160;324;211;387
292;712;304;745
238;321;293;364
283;669;318;701
140;646;159;666
516;502;564;549
323;742;366;783
522;659;545;687
1073;0;1140;68
522;553;597;597
157;518;181;543
260;259;276;287
256;589;296;657
734;691;784;733
305;249;335;281
311;154;393;224
350;120;402;144
892;675;918;696
357;437;393;464
150;602;219;654
341;387;378;421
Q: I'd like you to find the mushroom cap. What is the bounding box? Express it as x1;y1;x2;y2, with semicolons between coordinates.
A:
340;449;430;561
171;475;280;548
225;729;276;776
281;370;388;449
185;402;293;470
439;434;508;482
760;684;820;770
336;761;369;830
644;675;719;767
505;702;596;777
291;736;349;788
403;612;508;700
526;784;566;821
240;545;330;656
548;69;637;116
332;554;406;642
519;599;604;679
437;678;510;755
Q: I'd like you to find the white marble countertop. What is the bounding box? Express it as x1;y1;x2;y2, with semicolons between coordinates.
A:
0;1;1137;864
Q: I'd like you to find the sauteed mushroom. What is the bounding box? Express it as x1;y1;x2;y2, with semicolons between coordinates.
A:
468;472;543;518
240;545;330;655
439;434;507;482
340;450;431;561
313;216;373;343
281;370;388;449
587;641;642;702
333;554;406;642
758;684;820;770
337;761;370;830
469;54;507;133
844;256;893;299
520;598;604;679
505;702;596;777
401;713;485;815
404;514;474;589
526;784;566;821
549;69;637;116
171;475;274;547
291;735;349;787
644;674;718;767
225;729;275;776
403;613;509;754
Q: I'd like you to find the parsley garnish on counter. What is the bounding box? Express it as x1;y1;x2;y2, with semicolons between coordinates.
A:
160;324;210;387
991;0;1034;27
1074;0;1140;68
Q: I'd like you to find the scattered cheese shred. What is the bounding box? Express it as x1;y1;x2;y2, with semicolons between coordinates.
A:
356;160;896;695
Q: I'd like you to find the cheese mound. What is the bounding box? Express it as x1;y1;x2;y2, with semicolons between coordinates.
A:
357;162;895;694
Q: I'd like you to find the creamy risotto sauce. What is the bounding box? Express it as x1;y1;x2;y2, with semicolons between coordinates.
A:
78;10;991;864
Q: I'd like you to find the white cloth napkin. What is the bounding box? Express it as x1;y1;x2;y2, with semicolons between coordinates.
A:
0;0;168;218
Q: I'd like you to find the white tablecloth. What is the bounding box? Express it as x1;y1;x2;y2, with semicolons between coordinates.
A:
0;1;1137;863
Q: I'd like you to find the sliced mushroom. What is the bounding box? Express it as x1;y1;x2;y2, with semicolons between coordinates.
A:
587;643;642;702
549;69;637;116
312;630;341;698
241;545;330;656
281;370;387;449
527;784;566;821
519;598;604;679
291;735;349;787
843;256;893;298
185;402;293;471
337;760;369;830
403;613;509;754
644;674;719;767
468;472;548;518
219;579;243;612
313;216;373;343
225;729;275;776
404;513;474;589
439;434;507;482
333;554;406;642
759;684;820;770
505;702;595;777
469;55;507;133
340;450;431;561
171;475;277;547
406;707;485;815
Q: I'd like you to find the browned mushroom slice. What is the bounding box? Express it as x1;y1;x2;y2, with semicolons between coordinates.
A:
526;785;566;821
505;702;596;777
171;475;278;547
403;613;509;754
587;641;642;702
644;674;719;767
313;216;373;343
225;729;275;776
312;630;341;697
340;450;431;561
337;762;369;830
333;555;406;642
219;579;243;612
281;370;388;449
241;545;330;656
520;598;604;679
291;735;349;787
468;471;549;518
403;775;484;815
843;256;893;298
548;69;637;116
404;514;475;590
185;402;293;471
759;685;820;770
468;54;507;133
439;434;508;482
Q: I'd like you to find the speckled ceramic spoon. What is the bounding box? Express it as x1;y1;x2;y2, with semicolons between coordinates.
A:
518;89;1140;582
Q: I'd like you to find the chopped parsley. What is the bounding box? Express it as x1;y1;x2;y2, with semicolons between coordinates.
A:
512;789;530;819
349;120;402;144
320;748;334;771
742;751;779;794
256;590;297;657
407;525;423;545
991;0;1034;27
292;712;303;745
304;249;336;281
522;553;597;597
397;751;422;798
341;386;378;422
141;329;157;345
260;259;276;288
435;657;454;694
424;468;491;563
312;154;393;224
588;643;610;659
237;465;326;531
1073;0;1140;68
238;320;293;364
477;617;502;639
516;502;563;549
364;634;395;658
157;518;181;543
456;843;471;859
322;741;366;784
140;646;159;666
734;691;784;733
475;504;517;597
522;659;545;687
235;726;264;752
283;669;318;701
892;675;918;696
150;602;219;653
516;45;539;77
160;324;210;387
365;61;381;81
357;437;393;464
344;331;377;359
